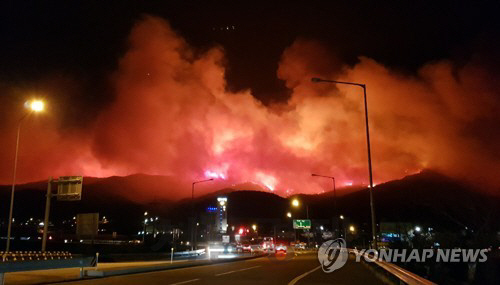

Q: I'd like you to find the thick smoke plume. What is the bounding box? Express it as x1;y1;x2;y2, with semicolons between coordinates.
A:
0;16;499;200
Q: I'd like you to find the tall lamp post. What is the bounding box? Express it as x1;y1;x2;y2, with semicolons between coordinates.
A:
311;174;340;237
311;77;377;250
191;178;213;250
6;100;44;252
291;198;310;246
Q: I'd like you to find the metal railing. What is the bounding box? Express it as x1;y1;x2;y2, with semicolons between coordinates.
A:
173;249;205;257
372;259;436;285
350;249;437;285
1;251;73;262
0;252;97;285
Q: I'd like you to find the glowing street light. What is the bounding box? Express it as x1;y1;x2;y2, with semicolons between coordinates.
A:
415;226;421;232
144;211;148;216
5;99;45;252
349;225;355;233
252;224;257;231
340;215;344;220
290;197;311;246
286;212;292;218
291;198;309;219
29;100;44;112
312;77;377;250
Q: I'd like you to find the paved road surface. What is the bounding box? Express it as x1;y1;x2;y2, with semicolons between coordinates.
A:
58;252;385;285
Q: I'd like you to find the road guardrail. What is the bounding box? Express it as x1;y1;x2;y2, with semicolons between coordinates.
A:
1;251;73;262
0;252;97;285
173;249;205;257
350;249;437;285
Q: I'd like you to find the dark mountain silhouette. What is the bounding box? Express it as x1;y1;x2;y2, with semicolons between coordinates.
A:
0;170;498;236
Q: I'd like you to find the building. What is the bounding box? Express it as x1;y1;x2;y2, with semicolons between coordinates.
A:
215;196;228;233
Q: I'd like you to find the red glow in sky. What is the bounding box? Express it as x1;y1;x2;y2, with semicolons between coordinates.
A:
0;16;499;199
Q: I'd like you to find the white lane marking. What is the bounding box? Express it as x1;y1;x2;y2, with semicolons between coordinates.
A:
214;265;261;276
288;265;322;285
168;278;200;285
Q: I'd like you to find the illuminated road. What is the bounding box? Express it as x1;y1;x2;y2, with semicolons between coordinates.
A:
57;252;385;285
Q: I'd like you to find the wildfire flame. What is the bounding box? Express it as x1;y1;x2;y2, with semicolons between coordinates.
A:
0;16;499;200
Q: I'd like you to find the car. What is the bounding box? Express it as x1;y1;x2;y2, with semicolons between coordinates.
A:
276;244;287;254
251;244;263;253
242;244;252;252
235;243;243;252
294;243;306;250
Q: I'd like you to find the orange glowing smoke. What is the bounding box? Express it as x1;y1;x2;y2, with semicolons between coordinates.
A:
0;16;499;200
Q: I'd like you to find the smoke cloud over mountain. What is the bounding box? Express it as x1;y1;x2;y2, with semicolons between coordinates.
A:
1;16;499;199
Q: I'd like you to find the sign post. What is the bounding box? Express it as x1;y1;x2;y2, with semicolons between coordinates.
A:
41;176;83;251
41;177;53;252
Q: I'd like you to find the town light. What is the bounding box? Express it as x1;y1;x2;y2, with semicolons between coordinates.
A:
291;198;300;207
286;212;292;218
340;215;344;220
252;224;257;231
415;226;421;232
349;225;355;232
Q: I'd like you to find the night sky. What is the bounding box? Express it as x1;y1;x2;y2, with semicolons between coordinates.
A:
2;1;499;111
1;0;499;198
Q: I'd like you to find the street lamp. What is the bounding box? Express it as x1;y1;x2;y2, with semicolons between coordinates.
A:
291;198;311;246
191;178;214;250
286;212;292;218
349;225;355;233
312;174;339;237
252;224;257;231
6;100;45;252
291;198;309;219
311;77;377;250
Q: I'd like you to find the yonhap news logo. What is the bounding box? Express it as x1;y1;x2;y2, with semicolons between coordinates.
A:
352;248;489;263
317;239;490;274
317;238;348;273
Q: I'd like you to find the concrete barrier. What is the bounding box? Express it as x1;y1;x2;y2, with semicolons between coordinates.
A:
84;253;266;278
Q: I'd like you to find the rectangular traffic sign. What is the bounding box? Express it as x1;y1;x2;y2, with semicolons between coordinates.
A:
57;176;83;201
293;219;311;229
